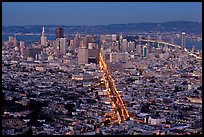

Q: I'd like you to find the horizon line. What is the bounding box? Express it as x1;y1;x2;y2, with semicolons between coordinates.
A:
2;20;202;27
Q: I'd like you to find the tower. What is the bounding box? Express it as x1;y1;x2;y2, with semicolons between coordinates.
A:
128;41;135;52
143;45;147;57
13;37;17;47
56;28;64;39
41;26;47;46
119;33;123;50
20;41;24;57
147;34;151;47
136;44;142;55
181;32;186;50
59;38;66;55
111;34;117;41
55;27;65;56
78;47;88;64
121;39;128;52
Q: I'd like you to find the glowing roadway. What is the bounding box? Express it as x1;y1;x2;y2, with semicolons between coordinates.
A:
99;51;130;124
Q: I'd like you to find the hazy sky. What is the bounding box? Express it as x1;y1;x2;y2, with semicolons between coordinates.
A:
2;2;202;26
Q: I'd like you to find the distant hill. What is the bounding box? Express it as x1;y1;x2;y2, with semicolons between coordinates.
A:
2;21;202;34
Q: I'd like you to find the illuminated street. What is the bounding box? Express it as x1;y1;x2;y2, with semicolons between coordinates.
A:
99;51;130;125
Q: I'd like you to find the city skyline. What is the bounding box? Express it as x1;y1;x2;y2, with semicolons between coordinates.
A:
2;1;202;135
2;28;202;135
3;2;202;26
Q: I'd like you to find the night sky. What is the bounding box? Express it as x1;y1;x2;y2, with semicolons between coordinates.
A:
2;2;202;26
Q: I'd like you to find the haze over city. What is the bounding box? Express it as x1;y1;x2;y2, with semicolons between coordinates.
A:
2;2;202;26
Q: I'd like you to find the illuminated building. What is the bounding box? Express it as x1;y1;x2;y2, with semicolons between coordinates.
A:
119;33;123;49
143;45;147;57
9;36;14;42
128;41;135;52
56;27;64;39
112;34;117;41
20;41;24;57
78;47;88;64
121;39;128;52
110;52;118;63
55;27;66;56
59;38;66;55
41;26;47;46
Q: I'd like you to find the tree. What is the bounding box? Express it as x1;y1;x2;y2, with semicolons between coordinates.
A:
28;100;45;111
155;111;160;117
141;104;150;113
26;127;33;135
174;85;181;92
104;119;110;126
197;86;202;90
178;111;184;119
193;90;199;94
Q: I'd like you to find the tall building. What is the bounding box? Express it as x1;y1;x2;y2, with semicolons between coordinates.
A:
119;33;123;50
54;38;66;56
55;27;65;56
128;41;135;52
105;34;111;42
121;39;128;52
56;28;64;39
49;40;55;48
100;35;106;42
9;36;14;42
110;52;118;63
23;47;43;59
55;39;60;50
111;34;117;41
115;41;120;51
82;36;88;47
181;32;186;50
88;48;99;64
78;47;88;64
111;41;119;52
143;45;147;57
20;41;24;57
59;38;66;55
100;41;105;49
8;36;17;47
73;33;81;49
119;52;129;62
119;33;123;41
136;44;142;55
41;26;47;46
147;34;151;47
13;37;17;47
87;35;97;43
